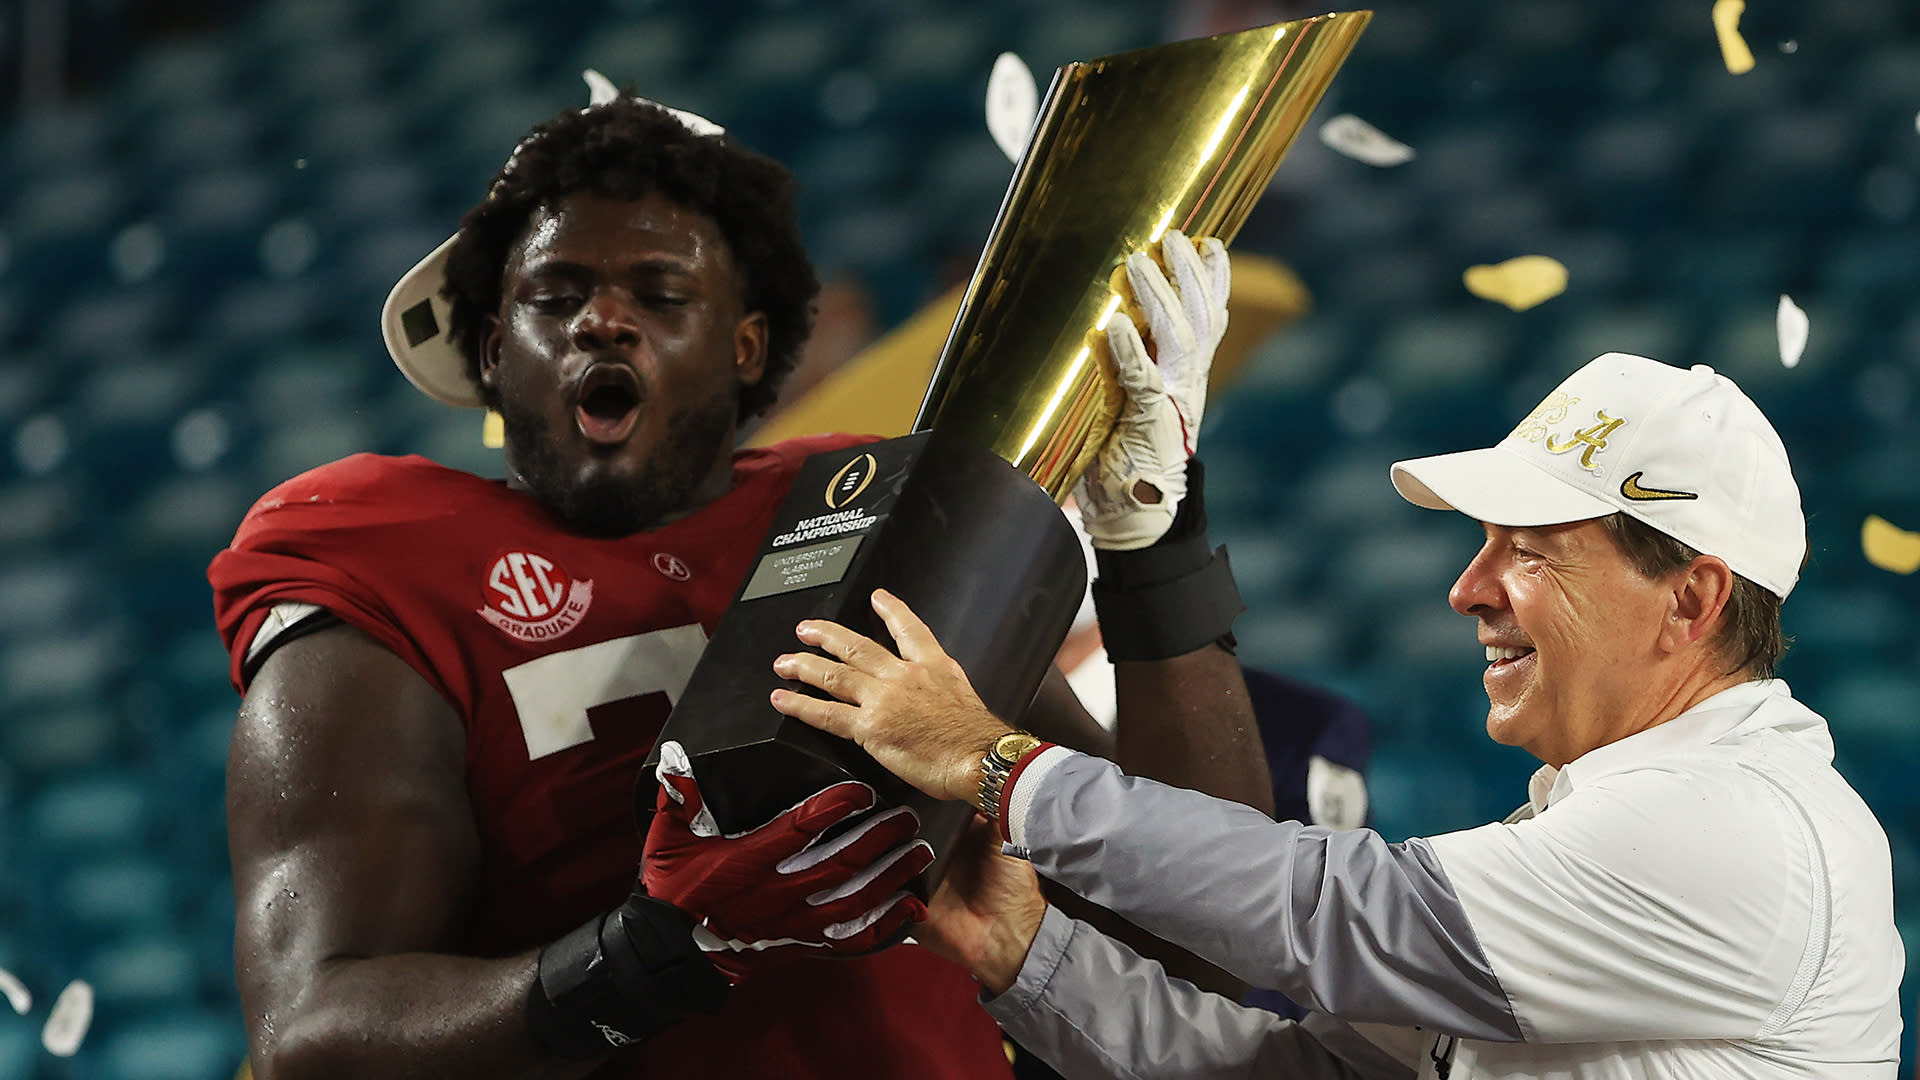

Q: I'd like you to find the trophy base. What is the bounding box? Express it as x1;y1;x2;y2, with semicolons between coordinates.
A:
640;429;1087;896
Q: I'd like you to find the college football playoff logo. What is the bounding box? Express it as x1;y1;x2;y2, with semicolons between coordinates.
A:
478;551;594;642
824;452;877;509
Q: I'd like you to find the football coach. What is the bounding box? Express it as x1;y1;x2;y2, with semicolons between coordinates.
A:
767;352;1903;1078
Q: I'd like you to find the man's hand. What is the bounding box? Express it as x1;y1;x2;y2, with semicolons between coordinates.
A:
641;741;932;982
770;589;1010;806
1076;229;1230;551
917;815;1049;996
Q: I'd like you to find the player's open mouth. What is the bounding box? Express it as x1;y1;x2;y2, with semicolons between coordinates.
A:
575;363;642;445
1484;644;1534;666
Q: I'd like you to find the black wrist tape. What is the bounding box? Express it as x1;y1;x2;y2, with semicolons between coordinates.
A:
527;889;730;1059
1092;459;1245;661
1093;547;1244;660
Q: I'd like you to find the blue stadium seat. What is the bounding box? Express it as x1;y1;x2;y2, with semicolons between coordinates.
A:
2;630;126;709
121;475;254;554
2;702;117;779
569;18;699;88
59;863;176;944
86;935;199;1008
0;1022;36;1080
97;1010;247;1080
1015;6;1152;72
25;775;150;854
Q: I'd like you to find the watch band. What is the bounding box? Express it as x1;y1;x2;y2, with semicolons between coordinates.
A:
977;731;1044;822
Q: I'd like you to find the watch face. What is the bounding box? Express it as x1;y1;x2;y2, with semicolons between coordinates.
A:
994;732;1043;763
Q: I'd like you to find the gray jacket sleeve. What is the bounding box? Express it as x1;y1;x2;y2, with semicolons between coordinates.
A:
1015;752;1523;1042
985;906;1414;1080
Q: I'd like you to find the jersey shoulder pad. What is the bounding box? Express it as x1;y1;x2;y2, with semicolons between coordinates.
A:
738;432;884;477
234;454;488;546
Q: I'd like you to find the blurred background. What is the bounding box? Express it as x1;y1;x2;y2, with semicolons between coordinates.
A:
0;0;1915;1074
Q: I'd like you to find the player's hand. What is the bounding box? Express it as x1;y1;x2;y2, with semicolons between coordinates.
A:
770;589;1010;806
1075;229;1229;550
916;815;1048;996
641;741;932;983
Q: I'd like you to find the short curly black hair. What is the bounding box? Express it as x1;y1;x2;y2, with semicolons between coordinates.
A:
441;96;818;422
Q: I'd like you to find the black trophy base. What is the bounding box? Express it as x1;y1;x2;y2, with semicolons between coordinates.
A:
640;429;1087;895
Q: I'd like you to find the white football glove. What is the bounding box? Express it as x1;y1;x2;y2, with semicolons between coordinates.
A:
1074;229;1230;550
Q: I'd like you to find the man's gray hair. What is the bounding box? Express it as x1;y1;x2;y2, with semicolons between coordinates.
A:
1601;513;1791;679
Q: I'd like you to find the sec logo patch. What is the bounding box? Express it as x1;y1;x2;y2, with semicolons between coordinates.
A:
478;551;594;642
652;552;692;582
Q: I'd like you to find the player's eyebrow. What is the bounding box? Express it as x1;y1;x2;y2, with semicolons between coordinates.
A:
516;258;592;282
626;256;695;275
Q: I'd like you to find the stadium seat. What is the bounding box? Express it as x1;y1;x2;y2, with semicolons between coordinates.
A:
97;1011;247;1080
24;775;150;854
60;860;178;934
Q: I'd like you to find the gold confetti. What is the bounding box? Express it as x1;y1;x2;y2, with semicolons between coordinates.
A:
1463;255;1568;311
1713;0;1755;75
1863;515;1920;575
482;409;505;448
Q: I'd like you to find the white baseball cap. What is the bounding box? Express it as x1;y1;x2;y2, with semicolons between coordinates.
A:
1390;352;1806;599
379;71;725;409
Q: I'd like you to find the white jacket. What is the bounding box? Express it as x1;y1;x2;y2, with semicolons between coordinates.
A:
986;680;1903;1078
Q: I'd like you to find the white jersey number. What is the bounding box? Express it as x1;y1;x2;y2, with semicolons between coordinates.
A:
501;625;708;760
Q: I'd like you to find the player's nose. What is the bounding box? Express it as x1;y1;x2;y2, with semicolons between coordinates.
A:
570;291;641;353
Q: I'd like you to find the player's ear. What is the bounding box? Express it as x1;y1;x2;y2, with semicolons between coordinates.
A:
478;314;504;393
734;311;768;389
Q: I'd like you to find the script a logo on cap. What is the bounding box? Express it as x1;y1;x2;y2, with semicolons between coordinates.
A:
1619;472;1698;502
824;452;877;510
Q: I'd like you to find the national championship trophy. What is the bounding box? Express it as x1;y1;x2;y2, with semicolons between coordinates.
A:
642;12;1371;892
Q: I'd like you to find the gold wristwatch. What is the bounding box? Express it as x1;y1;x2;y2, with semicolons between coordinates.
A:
977;731;1045;820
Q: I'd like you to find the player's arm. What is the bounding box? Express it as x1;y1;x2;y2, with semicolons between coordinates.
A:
229;622;594;1080
1026;231;1273;998
232;620;921;1079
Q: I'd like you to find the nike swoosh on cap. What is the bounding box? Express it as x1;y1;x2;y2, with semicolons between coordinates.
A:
1619;471;1698;501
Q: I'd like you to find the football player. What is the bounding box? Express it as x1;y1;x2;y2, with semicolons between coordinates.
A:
209;87;1263;1079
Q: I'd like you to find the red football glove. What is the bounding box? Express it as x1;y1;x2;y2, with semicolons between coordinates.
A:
642;741;932;982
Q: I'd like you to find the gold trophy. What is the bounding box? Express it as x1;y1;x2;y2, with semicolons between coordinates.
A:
645;13;1371;891
919;11;1371;494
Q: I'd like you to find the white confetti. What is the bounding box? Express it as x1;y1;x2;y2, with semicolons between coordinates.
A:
582;68;620;106
1776;294;1810;368
0;968;28;1014
985;52;1039;164
1318;114;1415;167
41;980;92;1057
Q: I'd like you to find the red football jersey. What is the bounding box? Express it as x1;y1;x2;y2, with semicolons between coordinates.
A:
208;435;1012;1079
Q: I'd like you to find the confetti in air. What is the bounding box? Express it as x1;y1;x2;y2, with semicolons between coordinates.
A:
1776;295;1809;368
1318;114;1416;166
41;980;92;1057
0;968;28;1014
483;410;505;449
1863;516;1920;575
985;53;1039;164
1713;0;1756;74
1463;256;1569;311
